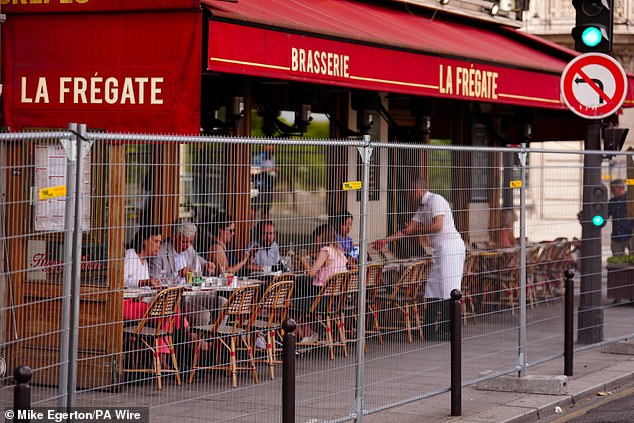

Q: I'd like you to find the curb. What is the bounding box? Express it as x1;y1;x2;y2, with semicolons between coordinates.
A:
502;369;634;422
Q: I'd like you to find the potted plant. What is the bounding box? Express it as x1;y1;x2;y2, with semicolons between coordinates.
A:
606;255;634;301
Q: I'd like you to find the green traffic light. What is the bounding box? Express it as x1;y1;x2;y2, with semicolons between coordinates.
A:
592;215;605;226
581;26;602;47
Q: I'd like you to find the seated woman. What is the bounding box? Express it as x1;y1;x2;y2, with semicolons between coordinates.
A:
123;226;205;359
207;211;251;277
123;226;162;321
295;223;348;342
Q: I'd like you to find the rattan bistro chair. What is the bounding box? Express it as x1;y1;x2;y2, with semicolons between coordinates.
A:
251;279;294;380
121;286;184;390
297;271;349;360
377;259;430;343
461;253;480;326
342;263;385;347
189;284;260;388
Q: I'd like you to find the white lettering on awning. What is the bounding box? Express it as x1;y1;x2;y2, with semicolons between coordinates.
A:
20;75;164;105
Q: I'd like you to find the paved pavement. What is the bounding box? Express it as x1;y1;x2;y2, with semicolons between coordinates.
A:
5;341;633;423
3;270;633;423
363;340;634;423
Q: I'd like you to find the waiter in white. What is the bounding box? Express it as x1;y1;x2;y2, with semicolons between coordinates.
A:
373;177;466;341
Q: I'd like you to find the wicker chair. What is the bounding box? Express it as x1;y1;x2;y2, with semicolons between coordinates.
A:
378;259;431;343
121;286;184;390
297;271;349;360
251;279;294;380
189;284;260;388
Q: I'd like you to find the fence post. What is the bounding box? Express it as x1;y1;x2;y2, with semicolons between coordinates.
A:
353;134;372;423
517;142;528;377
14;365;32;423
564;270;575;376
282;318;297;423
59;122;77;408
450;288;462;416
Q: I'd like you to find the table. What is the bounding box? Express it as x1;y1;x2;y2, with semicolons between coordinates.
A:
123;278;266;299
124;279;267;323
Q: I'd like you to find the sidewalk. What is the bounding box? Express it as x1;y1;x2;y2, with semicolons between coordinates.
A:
364;340;634;423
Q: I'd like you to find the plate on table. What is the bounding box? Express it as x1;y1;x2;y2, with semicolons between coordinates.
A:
123;287;154;298
251;270;283;278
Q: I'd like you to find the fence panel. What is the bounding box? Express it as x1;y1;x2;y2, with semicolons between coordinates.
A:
1;128;634;422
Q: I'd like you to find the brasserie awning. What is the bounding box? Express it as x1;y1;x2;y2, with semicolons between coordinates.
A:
2;0;202;132
202;0;634;111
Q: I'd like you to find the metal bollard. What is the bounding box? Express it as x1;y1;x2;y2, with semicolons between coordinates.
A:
450;289;462;417
282;319;297;423
14;365;32;423
564;269;575;376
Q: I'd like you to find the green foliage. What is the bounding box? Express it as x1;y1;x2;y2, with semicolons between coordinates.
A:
251;110;329;190
607;255;634;265
429;139;452;199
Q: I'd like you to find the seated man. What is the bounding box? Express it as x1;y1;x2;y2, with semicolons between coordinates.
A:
247;220;281;273
149;219;218;326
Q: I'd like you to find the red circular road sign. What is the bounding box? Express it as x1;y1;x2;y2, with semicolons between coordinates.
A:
560;53;628;119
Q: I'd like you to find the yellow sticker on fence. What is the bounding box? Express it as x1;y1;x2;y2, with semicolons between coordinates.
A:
626;179;634;186
343;181;362;191
509;180;522;188
39;185;67;200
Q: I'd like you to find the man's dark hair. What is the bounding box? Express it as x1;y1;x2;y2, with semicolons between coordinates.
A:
255;219;275;242
329;210;352;230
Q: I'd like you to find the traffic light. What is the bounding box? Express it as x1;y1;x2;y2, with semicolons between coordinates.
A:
589;184;608;227
603;126;629;152
572;0;613;52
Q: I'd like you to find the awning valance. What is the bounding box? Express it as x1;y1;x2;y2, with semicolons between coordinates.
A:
2;0;199;13
2;9;202;132
203;0;634;111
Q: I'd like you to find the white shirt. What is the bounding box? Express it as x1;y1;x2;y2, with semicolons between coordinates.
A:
412;191;466;298
124;249;150;288
174;250;187;276
412;191;462;249
248;241;280;267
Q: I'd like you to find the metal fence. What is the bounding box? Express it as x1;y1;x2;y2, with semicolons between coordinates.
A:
1;125;634;422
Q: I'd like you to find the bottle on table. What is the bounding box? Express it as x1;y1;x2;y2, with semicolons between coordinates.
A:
283;244;295;272
193;257;203;286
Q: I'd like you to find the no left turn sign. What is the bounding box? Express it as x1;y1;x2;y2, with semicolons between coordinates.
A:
561;53;628;119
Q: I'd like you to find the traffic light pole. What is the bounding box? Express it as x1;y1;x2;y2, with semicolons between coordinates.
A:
578;119;605;344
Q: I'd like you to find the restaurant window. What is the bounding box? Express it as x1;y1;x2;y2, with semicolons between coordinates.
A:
429;138;453;202
124;144;154;246
470;121;490;203
251;110;330;241
179;142;226;221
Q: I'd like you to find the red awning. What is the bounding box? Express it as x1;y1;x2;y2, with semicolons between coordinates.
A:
2;8;202;133
202;0;634;111
2;0;200;13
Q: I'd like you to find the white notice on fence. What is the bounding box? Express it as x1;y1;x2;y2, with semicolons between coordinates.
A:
34;144;91;231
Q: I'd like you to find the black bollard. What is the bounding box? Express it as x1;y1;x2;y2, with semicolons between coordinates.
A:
282;319;297;423
450;289;462;417
14;365;32;423
564;269;575;376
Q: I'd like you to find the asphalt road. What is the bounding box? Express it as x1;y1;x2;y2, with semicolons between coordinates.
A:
546;385;634;423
